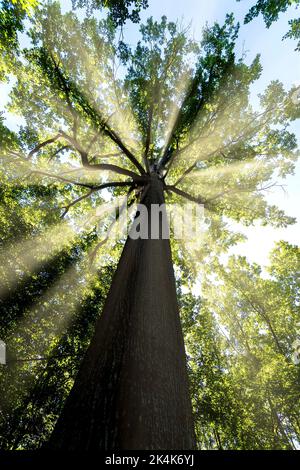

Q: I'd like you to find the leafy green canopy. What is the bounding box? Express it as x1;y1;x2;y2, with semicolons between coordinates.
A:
186;242;300;449
239;0;300;50
0;0;148;80
0;0;38;79
71;0;148;26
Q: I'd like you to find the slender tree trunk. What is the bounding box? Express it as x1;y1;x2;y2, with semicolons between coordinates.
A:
47;174;196;450
213;428;223;450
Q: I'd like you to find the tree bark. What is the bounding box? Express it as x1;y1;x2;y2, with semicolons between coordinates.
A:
47;174;196;450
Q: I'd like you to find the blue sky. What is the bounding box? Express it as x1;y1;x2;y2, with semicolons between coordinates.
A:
1;0;299;268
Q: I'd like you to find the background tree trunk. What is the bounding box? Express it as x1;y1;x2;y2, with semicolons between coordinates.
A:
47;175;196;450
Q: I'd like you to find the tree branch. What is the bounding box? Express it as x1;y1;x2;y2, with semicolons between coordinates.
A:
29;170;96;188
59;181;136;218
89;151;123;162
158;62;216;171
45;50;145;175
143;101;154;172
82;163;143;180
50;53;79;136
162;101;277;183
27;134;61;160
92;111;146;175
166;185;206;205
30;170;136;193
205;182;281;203
48;145;72;161
58;130;143;180
60;189;96;218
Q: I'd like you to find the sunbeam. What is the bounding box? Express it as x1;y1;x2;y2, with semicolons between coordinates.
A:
2;204;134;407
0;198;123;299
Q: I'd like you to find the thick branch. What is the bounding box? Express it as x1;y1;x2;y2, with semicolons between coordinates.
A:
143;102;154;172
82;163;143;180
27;134;61;159
60;181;136;218
29;170;95;188
30;170;136;193
46;51;145;175
91;111;146;175
58;130;143;180
166;185;206;205
61;189;96;218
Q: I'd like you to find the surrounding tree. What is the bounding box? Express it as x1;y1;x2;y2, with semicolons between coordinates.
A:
0;0;39;79
188;242;300;449
71;0;148;26
239;0;300;50
0;1;299;450
0;0;148;81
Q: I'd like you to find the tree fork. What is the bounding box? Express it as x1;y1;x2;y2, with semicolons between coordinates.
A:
46;174;196;450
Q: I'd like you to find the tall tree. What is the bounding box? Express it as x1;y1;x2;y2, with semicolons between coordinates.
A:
1;2;299;449
194;242;300;449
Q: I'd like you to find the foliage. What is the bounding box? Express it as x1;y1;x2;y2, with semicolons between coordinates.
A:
0;135;115;448
71;0;148;26
0;0;39;80
239;0;300;50
186;242;300;449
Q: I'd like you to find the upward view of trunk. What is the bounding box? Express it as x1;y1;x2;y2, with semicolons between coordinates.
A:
47;174;196;450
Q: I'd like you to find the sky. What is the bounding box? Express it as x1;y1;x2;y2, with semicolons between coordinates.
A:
1;0;299;269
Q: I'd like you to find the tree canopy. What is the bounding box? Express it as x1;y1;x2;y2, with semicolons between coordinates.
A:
240;0;300;50
71;0;148;25
0;0;38;79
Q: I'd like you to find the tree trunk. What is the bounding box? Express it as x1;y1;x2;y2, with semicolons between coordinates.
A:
47;174;196;450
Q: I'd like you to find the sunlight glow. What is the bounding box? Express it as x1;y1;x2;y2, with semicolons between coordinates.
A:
0;200;122;299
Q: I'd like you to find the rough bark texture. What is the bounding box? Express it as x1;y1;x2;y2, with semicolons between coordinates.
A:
47;174;196;450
